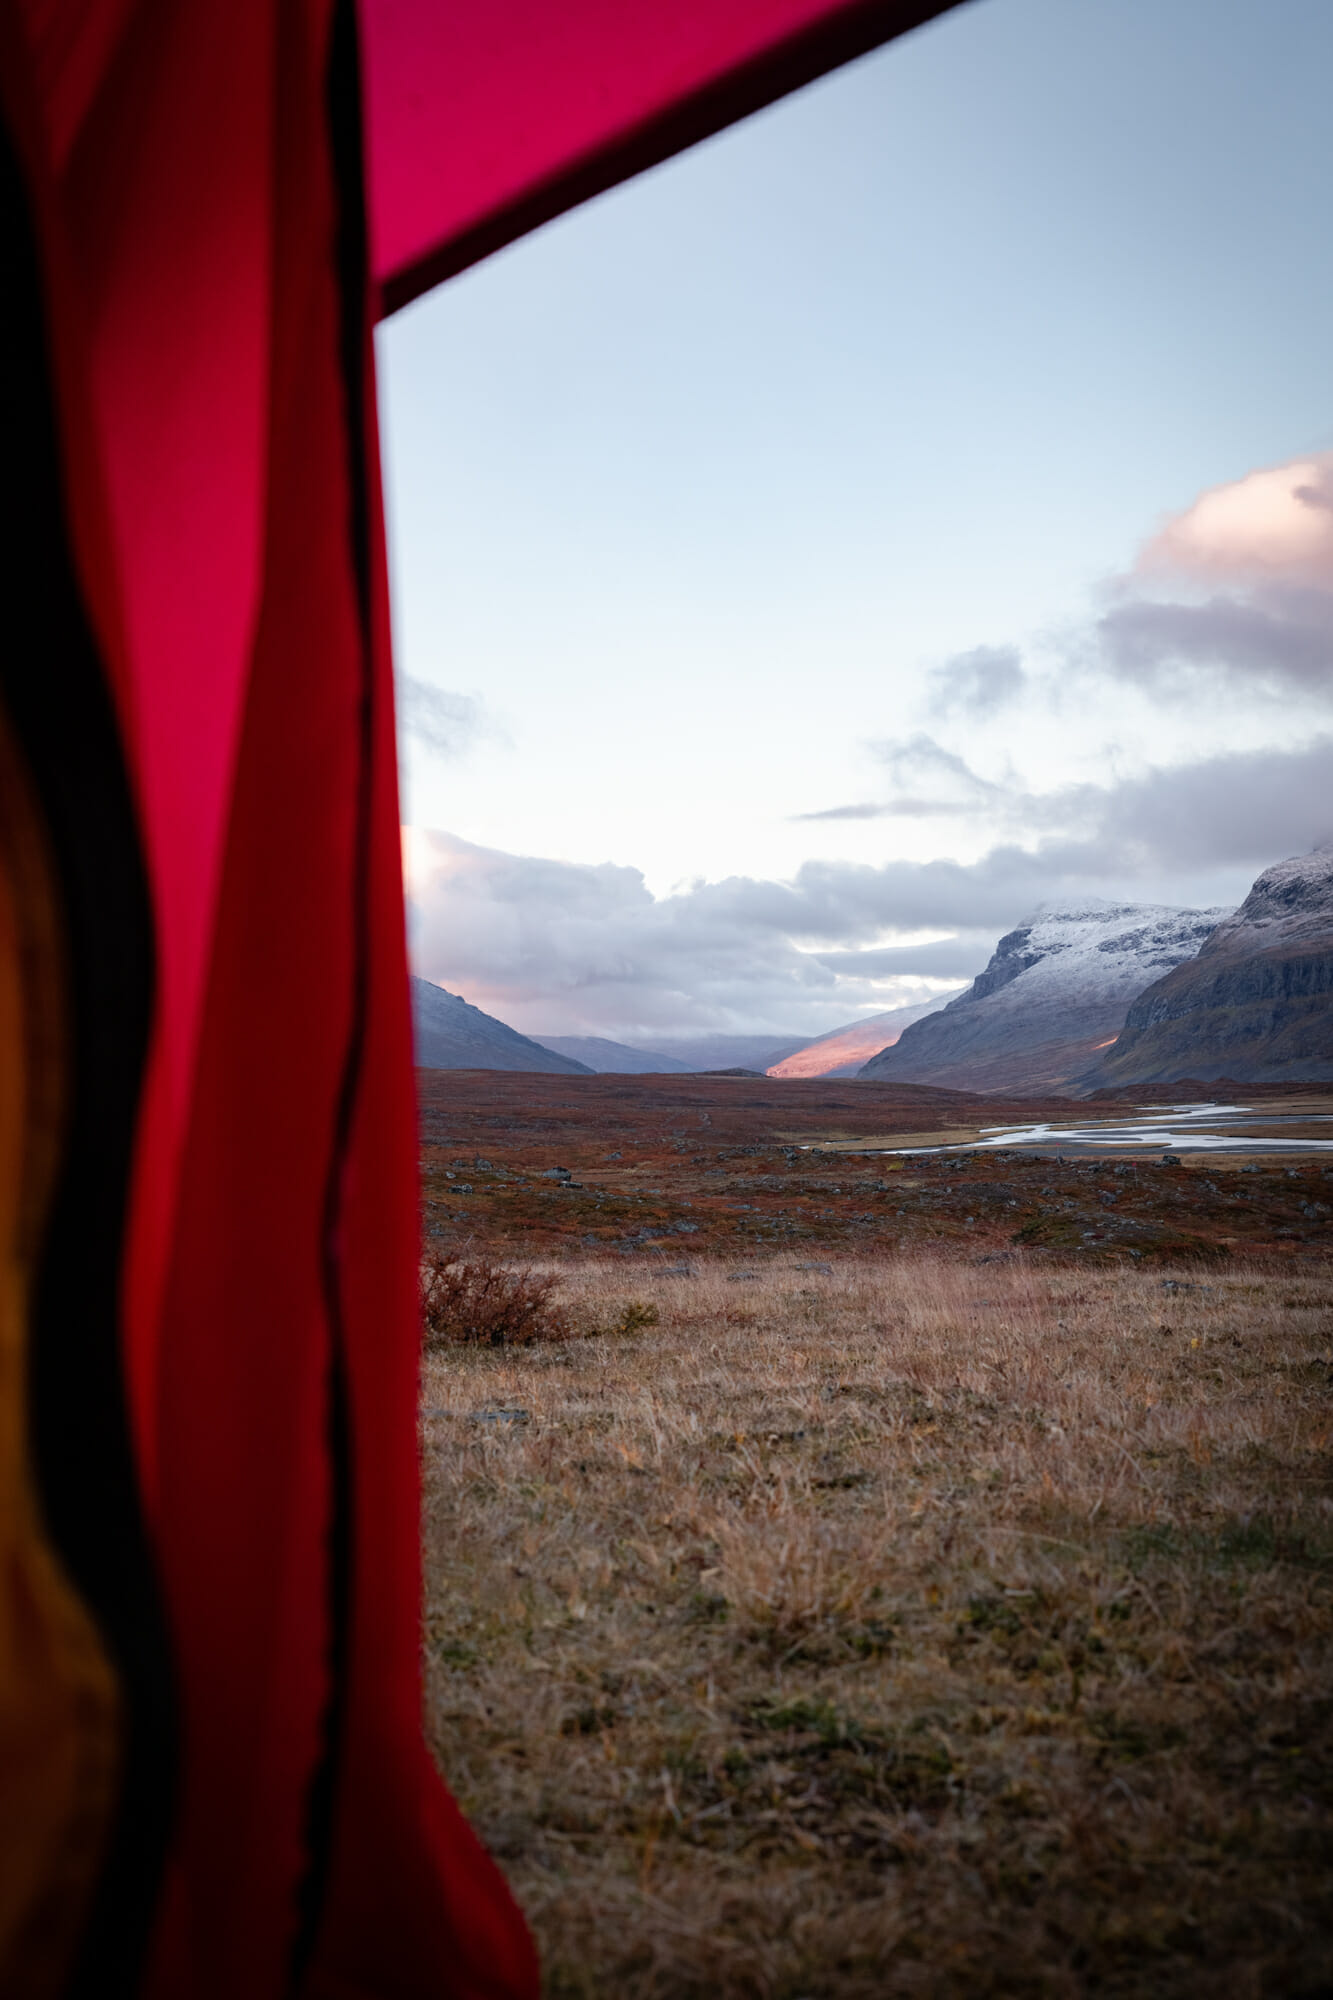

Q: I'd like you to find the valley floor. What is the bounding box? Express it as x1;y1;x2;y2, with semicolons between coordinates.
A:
421;1253;1333;1998
417;1072;1333;1265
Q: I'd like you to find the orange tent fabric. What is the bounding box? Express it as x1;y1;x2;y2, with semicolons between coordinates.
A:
0;1;963;1992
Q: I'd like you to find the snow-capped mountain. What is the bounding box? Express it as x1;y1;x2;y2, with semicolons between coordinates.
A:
859;901;1229;1094
412;979;593;1074
1088;846;1333;1087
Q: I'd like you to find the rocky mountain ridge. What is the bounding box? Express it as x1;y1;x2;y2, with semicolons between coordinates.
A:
1088;846;1333;1086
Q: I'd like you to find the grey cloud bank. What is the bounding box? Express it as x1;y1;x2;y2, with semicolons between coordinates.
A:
406;734;1330;1041
1096;584;1333;701
792;735;1333;872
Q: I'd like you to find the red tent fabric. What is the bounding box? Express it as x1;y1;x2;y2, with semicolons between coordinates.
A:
362;0;963;311
0;1;963;1994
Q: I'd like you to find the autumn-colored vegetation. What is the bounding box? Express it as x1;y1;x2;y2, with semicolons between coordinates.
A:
421;1247;572;1348
416;1072;1333;1265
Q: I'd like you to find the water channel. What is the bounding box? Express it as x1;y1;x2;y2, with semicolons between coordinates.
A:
896;1104;1320;1168
850;1101;1333;1159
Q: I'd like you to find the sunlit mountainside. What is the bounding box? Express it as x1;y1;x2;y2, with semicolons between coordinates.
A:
767;994;964;1079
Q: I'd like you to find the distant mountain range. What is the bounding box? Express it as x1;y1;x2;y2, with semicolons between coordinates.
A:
412;1004;939;1080
536;1035;693;1074
1086;846;1333;1087
412;979;592;1074
411;1002;827;1079
542;1016;963;1077
413;847;1332;1094
859;903;1230;1094
618;1033;807;1073
532;1033;805;1072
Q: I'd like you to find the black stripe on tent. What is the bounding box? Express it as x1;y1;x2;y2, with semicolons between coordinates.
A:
289;0;370;1980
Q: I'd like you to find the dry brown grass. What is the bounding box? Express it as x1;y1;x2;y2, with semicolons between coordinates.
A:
420;1254;1333;1998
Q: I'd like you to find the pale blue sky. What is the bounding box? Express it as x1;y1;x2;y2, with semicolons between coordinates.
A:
378;0;1333;1039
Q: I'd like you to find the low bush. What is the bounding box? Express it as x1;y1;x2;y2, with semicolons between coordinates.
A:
420;1248;569;1348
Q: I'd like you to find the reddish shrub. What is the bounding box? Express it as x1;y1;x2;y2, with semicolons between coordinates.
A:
420;1248;570;1348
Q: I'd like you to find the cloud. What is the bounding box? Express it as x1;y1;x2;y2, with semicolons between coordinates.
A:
1139;455;1333;587
1047;735;1333;873
405;736;1333;1039
405;829;986;1041
1090;453;1333;701
794;802;904;822
810;934;1001;978
794;734;1005;823
927;643;1027;718
397;675;500;759
793;454;1333;832
869;734;1004;797
1095;587;1333;698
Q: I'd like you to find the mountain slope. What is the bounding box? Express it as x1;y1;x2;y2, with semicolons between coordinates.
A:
767;993;965;1079
859;902;1228;1094
535;1035;692;1074
1086;847;1333;1086
412;978;593;1073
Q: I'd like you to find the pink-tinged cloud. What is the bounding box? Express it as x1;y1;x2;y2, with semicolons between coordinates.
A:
1089;451;1333;700
1139;452;1333;589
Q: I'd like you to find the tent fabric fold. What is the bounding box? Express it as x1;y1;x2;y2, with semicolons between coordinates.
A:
0;0;964;1990
363;0;964;313
0;57;166;1993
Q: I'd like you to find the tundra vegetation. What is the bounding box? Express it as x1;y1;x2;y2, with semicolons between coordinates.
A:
418;1077;1332;1996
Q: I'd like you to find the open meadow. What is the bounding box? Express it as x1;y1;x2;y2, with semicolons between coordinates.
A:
418;1077;1333;1996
